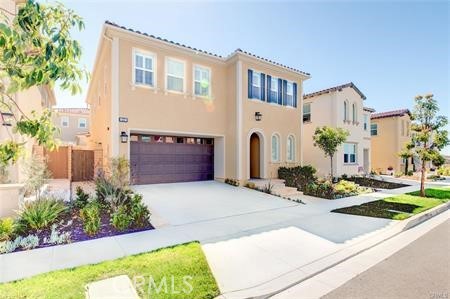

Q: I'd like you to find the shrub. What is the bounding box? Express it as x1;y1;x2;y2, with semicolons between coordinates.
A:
111;205;133;231
437;166;450;176
225;178;239;186
16;197;67;233
23;157;51;199
43;223;71;245
74;186;89;209
19;235;39;250
278;165;317;191
258;181;274;194
95;168;134;209
0;218;14;241
129;194;151;228
245;182;256;189
334;180;358;194
406;170;414;176
304;180;334;199
394;171;403;178
80;202;101;236
110;157;130;189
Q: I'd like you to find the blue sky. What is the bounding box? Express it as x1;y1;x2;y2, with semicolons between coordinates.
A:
56;0;449;153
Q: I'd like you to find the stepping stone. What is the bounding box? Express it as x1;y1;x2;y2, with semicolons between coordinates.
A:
85;275;139;299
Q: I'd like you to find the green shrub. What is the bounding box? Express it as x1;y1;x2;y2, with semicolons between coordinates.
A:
0;218;14;241
406;170;414;176
304;180;335;199
225;178;239;186
16;197;67;233
74;186;89;209
394;171;403;178
278;165;317;191
80;202;101;236
111;205;133;231
334;180;358;194
129;194;151;228
437;166;450;176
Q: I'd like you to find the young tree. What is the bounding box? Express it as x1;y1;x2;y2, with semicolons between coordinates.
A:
0;0;88;167
313;126;349;179
398;141;414;175
411;94;449;197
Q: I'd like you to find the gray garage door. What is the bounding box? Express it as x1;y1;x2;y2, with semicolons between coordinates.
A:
130;135;214;184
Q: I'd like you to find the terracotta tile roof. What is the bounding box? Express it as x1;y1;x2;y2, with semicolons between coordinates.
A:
371;109;411;120
55;108;90;115
304;82;366;100
105;21;310;77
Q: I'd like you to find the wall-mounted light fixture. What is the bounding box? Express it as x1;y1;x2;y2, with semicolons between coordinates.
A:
120;131;128;143
255;112;262;121
1;112;13;126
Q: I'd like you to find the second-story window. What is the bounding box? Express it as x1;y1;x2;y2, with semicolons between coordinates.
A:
166;58;185;93
371;123;378;136
303;103;311;122
252;71;261;99
352;103;357;122
248;69;265;101
363;114;368;130
134;51;154;87
61;116;69;128
78;118;87;129
286;82;294;107
194;65;210;97
268;76;279;104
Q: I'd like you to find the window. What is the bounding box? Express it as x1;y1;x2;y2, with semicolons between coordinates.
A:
78;118;87;129
286;82;294;107
406;121;410;136
166;58;185;92
61;116;69;128
271;134;280;162
287;135;295;161
194;65;210;97
344;143;357;164
252;71;262;99
269;76;278;103
352;103;357;122
141;136;151;142
371;123;378;136
303;103;311;122
363;114;368;130
343;101;348;121
134;51;154;87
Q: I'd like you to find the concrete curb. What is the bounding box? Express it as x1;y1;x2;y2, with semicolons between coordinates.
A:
219;201;450;299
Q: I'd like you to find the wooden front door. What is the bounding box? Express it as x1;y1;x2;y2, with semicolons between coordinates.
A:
250;133;260;178
71;150;94;181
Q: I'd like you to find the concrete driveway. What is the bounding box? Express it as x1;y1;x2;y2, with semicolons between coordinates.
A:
134;181;400;297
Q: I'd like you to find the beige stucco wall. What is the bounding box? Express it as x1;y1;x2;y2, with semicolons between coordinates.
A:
371;114;412;173
303;87;371;177
87;24;308;182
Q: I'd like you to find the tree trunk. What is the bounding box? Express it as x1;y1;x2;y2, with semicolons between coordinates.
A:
330;155;333;181
404;158;409;175
420;159;426;197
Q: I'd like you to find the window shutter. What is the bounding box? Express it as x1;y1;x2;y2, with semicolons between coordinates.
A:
261;73;266;101
248;69;253;99
293;82;298;108
283;80;288;106
267;75;271;102
278;78;282;105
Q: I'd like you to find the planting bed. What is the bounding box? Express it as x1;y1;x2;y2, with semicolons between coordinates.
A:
345;177;409;189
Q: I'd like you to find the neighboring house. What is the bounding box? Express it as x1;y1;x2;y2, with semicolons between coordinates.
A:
86;21;310;184
370;109;413;173
54;108;90;145
302;83;374;177
0;0;56;183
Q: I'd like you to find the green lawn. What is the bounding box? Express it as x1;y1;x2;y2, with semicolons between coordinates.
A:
332;187;450;220
0;242;219;299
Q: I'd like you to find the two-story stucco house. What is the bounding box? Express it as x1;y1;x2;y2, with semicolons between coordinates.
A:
53;108;90;145
370;109;413;174
302;83;374;177
86;21;310;184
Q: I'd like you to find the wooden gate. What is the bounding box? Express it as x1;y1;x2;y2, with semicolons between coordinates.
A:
46;146;69;179
71;149;94;181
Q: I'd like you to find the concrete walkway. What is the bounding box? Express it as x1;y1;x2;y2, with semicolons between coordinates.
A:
0;180;448;299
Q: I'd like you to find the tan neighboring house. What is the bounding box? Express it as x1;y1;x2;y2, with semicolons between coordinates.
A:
370;109;413;174
302;83;374;177
53;108;90;145
0;0;56;183
86;21;310;184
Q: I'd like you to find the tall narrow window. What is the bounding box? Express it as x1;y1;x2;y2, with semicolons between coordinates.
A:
61;116;69;128
194;65;210;97
251;71;262;100
286;82;294;107
166;58;185;92
271;134;280;162
134;51;154;87
371;123;378;136
287;135;295;161
269;76;278;103
303;103;311;122
344;143;357;164
343;101;348;121
363;114;368;130
352;103;357;122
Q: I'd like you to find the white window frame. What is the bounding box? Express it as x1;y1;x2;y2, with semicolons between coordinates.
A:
270;76;278;103
344;100;349;121
132;49;156;88
251;71;262;100
344;143;357;164
271;133;281;162
286;81;294;107
363;114;368;131
165;57;186;93
352;103;357;122
286;135;295;162
193;64;211;98
303;103;311;123
371;123;378;136
78;118;87;129
61;116;69;128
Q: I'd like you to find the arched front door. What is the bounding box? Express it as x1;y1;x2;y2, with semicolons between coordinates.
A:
250;133;261;178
